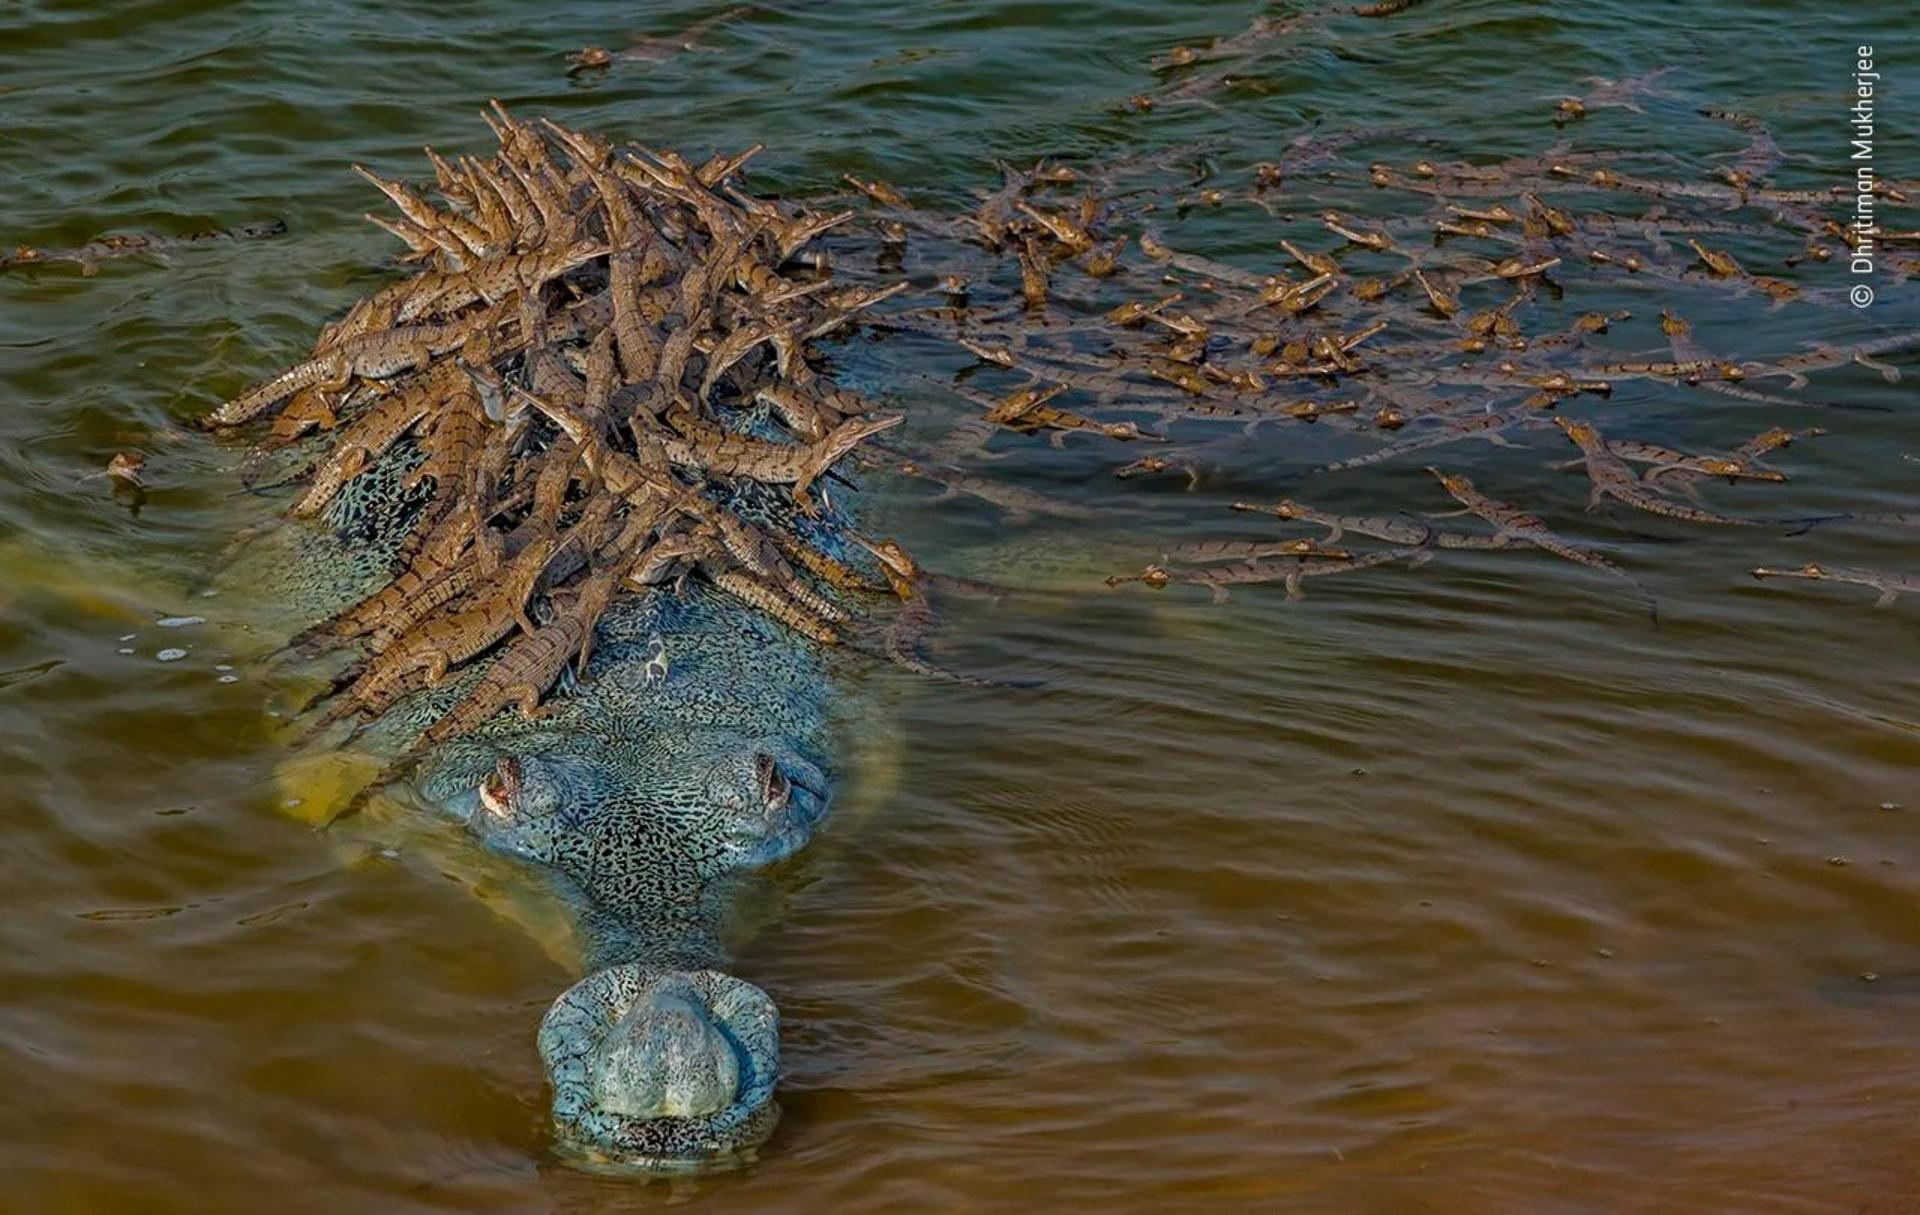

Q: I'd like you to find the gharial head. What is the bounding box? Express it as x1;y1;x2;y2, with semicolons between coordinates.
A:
591;974;741;1120
539;965;781;1171
1425;465;1472;497
849;531;920;599
849;531;917;579
1552;414;1596;443
1751;562;1830;583
567;46;614;73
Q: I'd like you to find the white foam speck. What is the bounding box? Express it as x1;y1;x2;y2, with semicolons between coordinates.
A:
156;648;188;662
157;616;205;628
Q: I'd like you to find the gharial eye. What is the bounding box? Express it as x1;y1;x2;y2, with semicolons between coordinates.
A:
757;753;792;812
478;757;521;820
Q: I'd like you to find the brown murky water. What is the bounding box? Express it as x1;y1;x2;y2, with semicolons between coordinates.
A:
3;1;1918;1211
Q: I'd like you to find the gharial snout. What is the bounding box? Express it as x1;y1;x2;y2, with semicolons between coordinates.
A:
591;976;742;1120
539;965;781;1171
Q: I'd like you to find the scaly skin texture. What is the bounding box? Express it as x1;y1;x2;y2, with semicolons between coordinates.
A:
408;570;833;1169
210;311;496;426
234;439;859;1172
207;111;945;1175
1233;498;1512;550
1753;562;1918;608
538;967;779;1169
1554;416;1756;525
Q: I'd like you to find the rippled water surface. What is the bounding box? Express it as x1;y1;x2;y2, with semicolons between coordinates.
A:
3;1;1918;1210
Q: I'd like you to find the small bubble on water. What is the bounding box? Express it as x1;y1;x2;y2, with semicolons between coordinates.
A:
217;674;239;684
118;634;136;642
1880;802;1901;811
1825;856;1848;867
116;647;134;655
214;664;233;672
156;616;205;628
156;648;188;662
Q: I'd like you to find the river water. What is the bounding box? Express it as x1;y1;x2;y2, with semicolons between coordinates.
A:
3;1;1917;1210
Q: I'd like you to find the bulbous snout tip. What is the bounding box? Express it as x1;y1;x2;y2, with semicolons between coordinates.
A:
539;966;782;1172
592;985;743;1120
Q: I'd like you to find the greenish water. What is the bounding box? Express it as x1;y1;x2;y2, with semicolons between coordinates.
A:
3;1;1918;1211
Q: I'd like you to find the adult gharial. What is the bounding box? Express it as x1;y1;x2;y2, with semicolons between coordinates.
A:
210;104;925;1171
